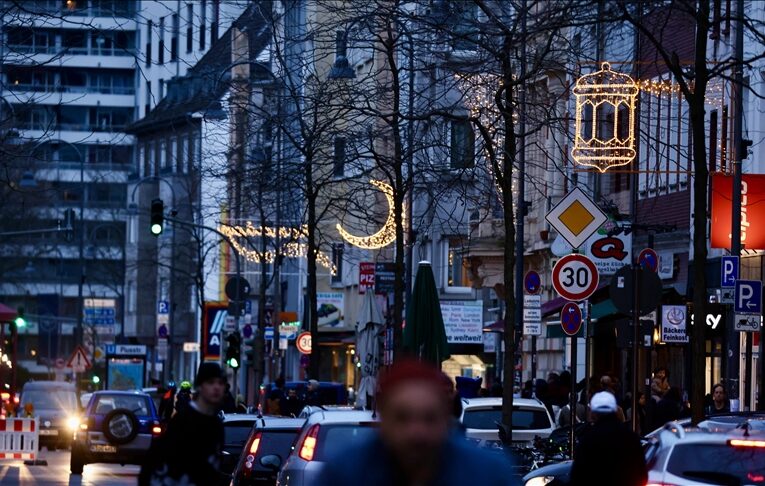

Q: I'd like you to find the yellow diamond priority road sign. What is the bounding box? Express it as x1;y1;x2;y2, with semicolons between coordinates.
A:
546;187;607;249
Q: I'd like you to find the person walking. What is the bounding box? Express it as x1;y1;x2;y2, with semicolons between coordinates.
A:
158;382;176;424
222;383;236;414
139;363;227;486
267;376;286;414
317;359;517;485
305;379;321;406
570;392;647;486
174;380;193;415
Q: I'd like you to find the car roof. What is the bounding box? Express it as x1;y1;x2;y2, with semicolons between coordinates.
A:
91;390;152;397
657;421;765;445
22;381;76;390
461;397;545;409
305;408;378;424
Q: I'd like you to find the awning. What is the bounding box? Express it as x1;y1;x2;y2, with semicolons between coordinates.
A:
591;299;620;320
0;303;17;322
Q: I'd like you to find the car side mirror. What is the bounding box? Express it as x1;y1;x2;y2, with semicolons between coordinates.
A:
259;454;282;470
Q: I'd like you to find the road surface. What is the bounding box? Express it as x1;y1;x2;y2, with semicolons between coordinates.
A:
0;449;138;485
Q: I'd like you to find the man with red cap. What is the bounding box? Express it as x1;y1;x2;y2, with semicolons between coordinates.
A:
317;359;517;485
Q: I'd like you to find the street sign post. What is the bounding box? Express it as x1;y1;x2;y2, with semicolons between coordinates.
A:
637;248;659;273
734;314;762;332
721;256;739;288
524;271;542;295
552;254;599;301
66;345;92;373
561;302;583;336
735;280;762;315
546;187;607;249
609;265;662;317
523;294;542;336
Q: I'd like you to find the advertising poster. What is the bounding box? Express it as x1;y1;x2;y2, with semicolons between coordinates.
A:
317;292;345;329
106;358;145;390
440;300;484;344
661;305;689;343
203;302;227;360
359;262;376;294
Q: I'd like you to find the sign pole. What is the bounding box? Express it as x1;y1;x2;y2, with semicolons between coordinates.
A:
569;334;577;459
631;263;640;433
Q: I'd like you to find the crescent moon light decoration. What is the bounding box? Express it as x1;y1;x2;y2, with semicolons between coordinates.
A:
336;179;399;250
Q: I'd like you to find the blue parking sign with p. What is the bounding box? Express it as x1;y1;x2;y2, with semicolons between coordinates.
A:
721;256;739;288
735;280;762;315
157;300;170;314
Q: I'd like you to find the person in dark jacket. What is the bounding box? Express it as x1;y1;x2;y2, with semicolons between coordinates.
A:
158;383;176;424
317;359;517;486
570;391;647;486
222;382;236;413
175;380;192;415
653;386;684;429
139;363;227;486
705;383;731;415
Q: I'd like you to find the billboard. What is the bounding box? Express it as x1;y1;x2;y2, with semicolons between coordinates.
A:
317;293;345;329
440;300;484;344
552;225;631;276
711;173;765;250
359;262;375;294
203;302;227;360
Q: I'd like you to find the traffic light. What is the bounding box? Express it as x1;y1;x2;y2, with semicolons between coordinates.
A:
225;333;241;369
14;307;26;328
92;375;101;385
150;199;164;235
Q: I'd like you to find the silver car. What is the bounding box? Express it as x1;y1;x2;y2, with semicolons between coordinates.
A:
276;408;379;486
460;397;554;448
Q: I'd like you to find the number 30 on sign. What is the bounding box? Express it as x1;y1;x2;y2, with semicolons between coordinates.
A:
552;253;599;301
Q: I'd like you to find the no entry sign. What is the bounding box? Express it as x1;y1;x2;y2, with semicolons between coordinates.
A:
552;254;599;301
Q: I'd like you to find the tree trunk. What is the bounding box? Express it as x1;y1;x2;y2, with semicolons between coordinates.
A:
306;160;320;380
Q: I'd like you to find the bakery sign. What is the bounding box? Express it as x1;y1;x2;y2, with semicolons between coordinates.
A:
661;305;688;343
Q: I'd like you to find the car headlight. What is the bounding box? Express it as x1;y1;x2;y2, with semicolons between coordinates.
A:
66;416;80;431
525;477;555;486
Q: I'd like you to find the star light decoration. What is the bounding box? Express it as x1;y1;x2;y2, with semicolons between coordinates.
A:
336;179;398;250
218;222;336;273
572;62;639;173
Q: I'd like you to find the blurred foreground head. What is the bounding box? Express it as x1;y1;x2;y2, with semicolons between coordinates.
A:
377;359;452;468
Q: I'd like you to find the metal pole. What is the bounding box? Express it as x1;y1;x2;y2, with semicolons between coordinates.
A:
729;0;744;405
76;153;85;390
631;264;640;432
515;0;528;396
569;336;577;459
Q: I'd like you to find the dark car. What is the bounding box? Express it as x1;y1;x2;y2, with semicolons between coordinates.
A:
230;416;305;485
20;381;79;450
70;390;162;474
221;414;263;475
260;381;347;414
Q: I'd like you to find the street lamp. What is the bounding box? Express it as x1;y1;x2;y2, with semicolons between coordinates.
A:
328;31;355;80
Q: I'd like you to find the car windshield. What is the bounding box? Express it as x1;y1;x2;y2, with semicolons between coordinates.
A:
316;423;378;461
224;422;254;448
22;390;77;411
92;395;152;416
462;406;551;430
666;443;765;485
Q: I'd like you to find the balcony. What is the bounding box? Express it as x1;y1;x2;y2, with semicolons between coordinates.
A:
8;83;135;95
5;44;135;57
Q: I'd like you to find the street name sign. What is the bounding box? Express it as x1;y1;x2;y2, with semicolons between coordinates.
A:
735;280;762;315
546;188;607;249
552;254;599;301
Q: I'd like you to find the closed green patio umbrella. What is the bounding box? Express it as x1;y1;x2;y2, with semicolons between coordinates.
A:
404;261;450;365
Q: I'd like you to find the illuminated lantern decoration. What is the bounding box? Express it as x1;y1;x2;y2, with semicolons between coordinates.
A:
572;62;638;173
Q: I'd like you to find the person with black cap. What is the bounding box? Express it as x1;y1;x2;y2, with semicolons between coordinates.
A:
139;362;227;486
569;391;647;486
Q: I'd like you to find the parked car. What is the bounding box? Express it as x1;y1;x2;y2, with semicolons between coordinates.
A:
522;413;765;486
276;408;379;485
260;382;348;414
221;414;263;475
20;380;80;450
70;390;162;474
460;397;554;448
230;416;305;485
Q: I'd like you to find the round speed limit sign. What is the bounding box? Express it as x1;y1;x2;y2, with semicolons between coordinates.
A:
296;332;312;355
552;254;599;301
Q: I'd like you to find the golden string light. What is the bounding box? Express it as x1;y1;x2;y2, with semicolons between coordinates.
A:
336;179;399;250
218;224;336;273
572;62;639;173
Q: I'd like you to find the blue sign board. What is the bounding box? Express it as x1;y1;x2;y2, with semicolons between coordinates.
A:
157;301;170;314
203;303;227;359
561;302;583;336
735;280;762;315
721;256;739;288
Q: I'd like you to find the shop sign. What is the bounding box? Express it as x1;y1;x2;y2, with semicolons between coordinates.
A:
661;305;688;343
359;262;376;294
711;173;765;250
440;300;483;344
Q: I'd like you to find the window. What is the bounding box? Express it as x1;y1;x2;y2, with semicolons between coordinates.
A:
186;4;193;53
145;20;152;66
331;243;344;284
171;14;179;61
333;136;346;177
200;0;206;50
444;237;469;289
145;81;151;116
211;0;220;41
450;119;475;169
158;16;165;64
160;140;168;170
462;406;551;431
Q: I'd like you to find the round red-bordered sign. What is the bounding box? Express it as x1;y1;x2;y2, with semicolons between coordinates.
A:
552;254;599;301
296;332;312;355
638;248;659;273
561;302;583;336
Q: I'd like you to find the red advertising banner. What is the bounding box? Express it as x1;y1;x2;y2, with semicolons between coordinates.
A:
711;173;765;250
359;262;376;294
